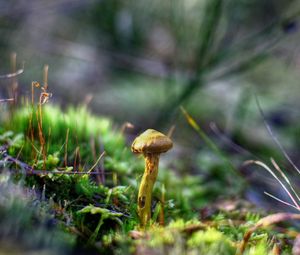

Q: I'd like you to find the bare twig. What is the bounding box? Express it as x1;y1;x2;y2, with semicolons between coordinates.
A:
167;125;176;138
238;213;300;255
181;106;238;176
254;93;300;175
87;151;106;173
0;68;24;79
0;145;111;176
64;128;69;167
243;160;300;209
209;122;256;157
270;157;300;204
3;168;115;176
0;98;14;103
264;192;299;210
120;122;134;134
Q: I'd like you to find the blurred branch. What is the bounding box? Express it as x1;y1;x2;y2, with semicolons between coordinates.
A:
110;52;169;78
194;0;223;72
0;0;95;17
154;5;300;125
209;122;256;158
181;106;238;176
107;7;299;83
0;145;111;176
0;98;14;103
208;36;280;81
154;0;223;125
254;93;300;175
208;9;300;70
0;64;24;79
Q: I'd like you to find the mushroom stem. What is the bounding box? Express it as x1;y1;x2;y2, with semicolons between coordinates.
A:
138;153;160;227
131;129;173;227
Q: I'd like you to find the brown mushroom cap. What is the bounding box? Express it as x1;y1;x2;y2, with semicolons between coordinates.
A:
131;129;173;154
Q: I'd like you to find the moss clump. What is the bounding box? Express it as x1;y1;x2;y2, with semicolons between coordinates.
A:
187;228;235;255
0;173;75;254
0;104;296;254
6;104;124;165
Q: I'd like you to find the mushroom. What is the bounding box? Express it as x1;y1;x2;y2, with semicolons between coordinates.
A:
131;129;173;227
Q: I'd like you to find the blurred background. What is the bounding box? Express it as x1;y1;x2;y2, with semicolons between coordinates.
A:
1;0;300;210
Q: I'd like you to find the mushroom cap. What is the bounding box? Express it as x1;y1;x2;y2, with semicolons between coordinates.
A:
131;129;173;154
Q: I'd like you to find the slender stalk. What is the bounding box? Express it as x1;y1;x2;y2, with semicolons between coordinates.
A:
138;153;159;227
10;52;18;104
64;128;69;167
255;94;300;175
243;160;300;209
88;216;104;244
0;67;24;79
43;65;49;90
0;98;14;103
159;184;165;226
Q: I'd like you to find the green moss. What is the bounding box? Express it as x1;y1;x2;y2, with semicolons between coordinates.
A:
5;104;123;165
244;238;268;255
187;228;235;255
0;104;296;254
0;173;75;254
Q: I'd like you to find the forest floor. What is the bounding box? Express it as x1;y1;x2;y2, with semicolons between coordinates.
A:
0;93;299;255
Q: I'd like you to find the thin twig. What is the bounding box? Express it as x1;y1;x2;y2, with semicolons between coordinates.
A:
254;93;300;175
209;122;256;157
243;160;300;209
167;125;176;138
270;157;300;204
181;106;238;176
64;128;69;167
87;151;106;173
0;98;14;103
1;168;115;176
0;66;24;79
264;192;299;210
0;146;111;176
98;137;105;184
238;213;300;255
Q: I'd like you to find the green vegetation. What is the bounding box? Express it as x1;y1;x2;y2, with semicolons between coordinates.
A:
0;100;298;254
0;0;300;254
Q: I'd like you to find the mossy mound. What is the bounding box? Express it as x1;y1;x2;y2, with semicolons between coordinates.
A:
0;104;296;254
